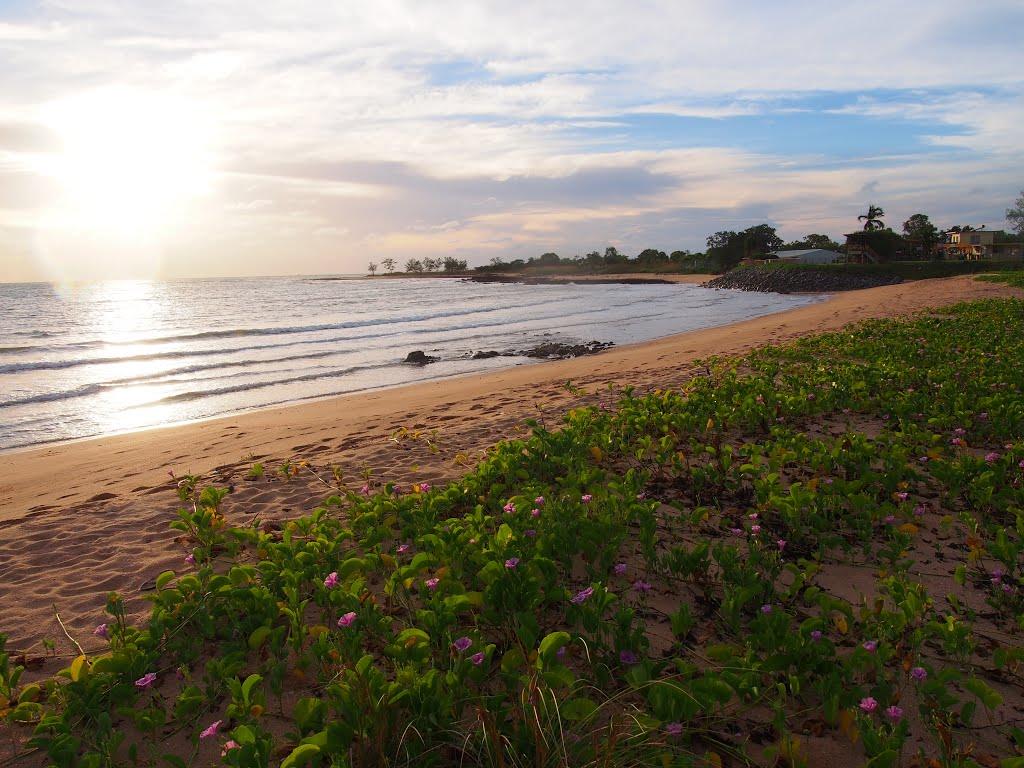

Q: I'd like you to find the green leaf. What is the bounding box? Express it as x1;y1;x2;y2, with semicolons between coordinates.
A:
155;570;176;590
248;626;272;650
964;677;1003;710
240;673;262;704
495;523;514;546
280;743;320;768
538;631;571;664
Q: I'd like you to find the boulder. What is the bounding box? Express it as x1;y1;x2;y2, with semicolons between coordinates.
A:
404;350;439;365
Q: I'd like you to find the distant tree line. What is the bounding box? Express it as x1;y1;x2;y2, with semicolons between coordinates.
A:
366;191;1024;275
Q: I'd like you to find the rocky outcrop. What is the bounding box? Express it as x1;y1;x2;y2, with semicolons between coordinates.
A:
704;265;902;293
518;341;614;359
403;350;439;365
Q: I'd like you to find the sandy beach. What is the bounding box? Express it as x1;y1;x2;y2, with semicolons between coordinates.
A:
0;274;1019;653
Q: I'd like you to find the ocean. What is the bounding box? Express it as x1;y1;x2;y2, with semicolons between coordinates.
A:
0;276;821;451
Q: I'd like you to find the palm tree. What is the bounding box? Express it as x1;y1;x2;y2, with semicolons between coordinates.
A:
858;204;885;231
381;258;395;274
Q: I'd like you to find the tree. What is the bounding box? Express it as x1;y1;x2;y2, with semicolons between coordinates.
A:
784;233;840;251
741;224;783;257
367;262;378;275
902;213;941;259
405;258;423;273
532;252;561;266
603;246;627;264
442;257;467;273
1007;189;1024;236
858;204;885;231
381;258;395;273
636;248;667;264
422;258;439;272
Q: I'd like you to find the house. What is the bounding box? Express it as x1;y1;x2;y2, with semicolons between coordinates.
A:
939;229;1022;261
843;230;906;263
767;248;843;265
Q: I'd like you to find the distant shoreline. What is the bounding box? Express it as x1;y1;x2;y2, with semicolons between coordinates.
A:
316;272;712;285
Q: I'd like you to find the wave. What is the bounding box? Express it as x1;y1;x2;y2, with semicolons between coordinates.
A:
0;294;659;375
0;383;106;409
144;362;398;406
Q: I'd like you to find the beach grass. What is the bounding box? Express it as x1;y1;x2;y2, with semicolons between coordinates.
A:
4;297;1024;767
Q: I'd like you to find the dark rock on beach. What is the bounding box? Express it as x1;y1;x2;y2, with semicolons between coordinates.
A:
518;340;614;359
472;350;503;359
403;350;439;365
704;264;903;293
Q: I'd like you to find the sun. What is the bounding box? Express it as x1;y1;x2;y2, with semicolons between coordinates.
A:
41;87;216;241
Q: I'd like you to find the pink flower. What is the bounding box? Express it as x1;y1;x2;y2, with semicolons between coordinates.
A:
470;651;485;666
806;393;816;401
453;636;472;652
505;557;520;569
862;640;877;652
360;483;370;495
396;543;410;554
810;630;823;641
750;524;761;534
885;705;903;723
419;482;431;493
531;508;540;518
503;501;516;514
323;572;339;589
991;567;1004;584
613;563;627;575
633;579;652;593
777;539;786;551
581;494;593;503
571;586;594;605
914;505;927;517
730;527;743;536
665;722;683;737
636;492;647;500
534;496;545;506
910;666;927;681
619;650;639;664
337;611;357;628
884;515;896;524
93;623;109;639
221;740;240;757
896;492;909;502
524;528;537;537
760;604;773;614
1019;459;1024;470
748;512;758;520
135;672;157;689
954;427;966;436
859;697;878;714
985;452;1000;463
425;577;440;590
200;720;222;739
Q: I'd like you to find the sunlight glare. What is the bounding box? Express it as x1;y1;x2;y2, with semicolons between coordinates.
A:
41;87;216;239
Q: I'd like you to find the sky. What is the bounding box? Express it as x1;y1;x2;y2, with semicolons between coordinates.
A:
0;1;1022;281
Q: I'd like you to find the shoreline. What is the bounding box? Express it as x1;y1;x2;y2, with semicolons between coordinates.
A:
0;274;1016;520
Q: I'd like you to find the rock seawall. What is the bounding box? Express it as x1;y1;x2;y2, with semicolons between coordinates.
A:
704;265;903;293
